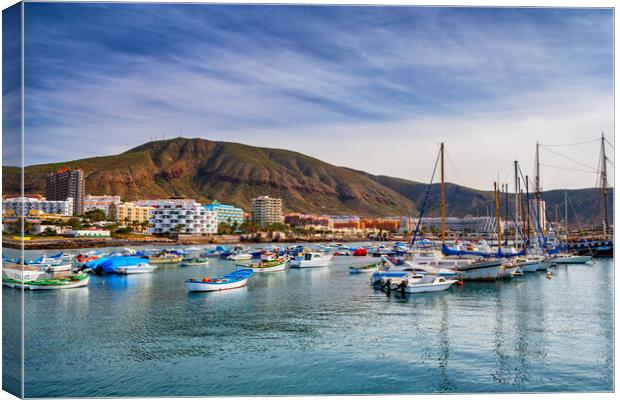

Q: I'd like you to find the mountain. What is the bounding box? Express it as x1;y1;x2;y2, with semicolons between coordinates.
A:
2;137;612;226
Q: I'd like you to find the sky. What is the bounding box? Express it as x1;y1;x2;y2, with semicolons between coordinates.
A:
12;4;615;190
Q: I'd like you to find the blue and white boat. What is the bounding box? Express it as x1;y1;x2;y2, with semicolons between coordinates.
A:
186;268;254;292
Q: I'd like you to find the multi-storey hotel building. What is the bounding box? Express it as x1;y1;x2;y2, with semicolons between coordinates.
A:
142;199;217;235
250;196;283;225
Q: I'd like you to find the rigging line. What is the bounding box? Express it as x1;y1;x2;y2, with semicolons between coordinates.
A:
540;138;600;147
539;163;600;174
411;148;441;246
605;138;615;149
444;147;465;187
539;145;599;172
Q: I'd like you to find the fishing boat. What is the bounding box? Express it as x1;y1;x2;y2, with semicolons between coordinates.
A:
349;262;380;274
48;252;75;262
44;263;73;273
2;272;90;290
227;252;253;261
370;272;458;294
148;252;182;264
76;251;105;266
116;263;157;274
2;267;46;282
186;269;254;292
289;252;333;268
244;257;287;272
179;257;210;266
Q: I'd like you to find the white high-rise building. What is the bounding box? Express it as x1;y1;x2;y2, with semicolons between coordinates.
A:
143;199;217;235
3;196;74;216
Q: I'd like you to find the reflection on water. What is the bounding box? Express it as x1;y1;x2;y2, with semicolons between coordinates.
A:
1;244;613;397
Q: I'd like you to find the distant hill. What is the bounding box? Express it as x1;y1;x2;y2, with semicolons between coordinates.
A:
2;137;612;226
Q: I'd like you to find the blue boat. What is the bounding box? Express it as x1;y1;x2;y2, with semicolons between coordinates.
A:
86;256;148;275
186;268;254;292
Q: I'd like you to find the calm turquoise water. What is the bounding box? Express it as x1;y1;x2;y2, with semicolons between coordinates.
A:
2;245;614;397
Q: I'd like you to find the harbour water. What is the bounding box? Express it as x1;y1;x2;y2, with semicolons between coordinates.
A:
2;245;614;397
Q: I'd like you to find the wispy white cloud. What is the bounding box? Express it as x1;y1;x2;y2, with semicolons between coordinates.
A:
20;5;613;190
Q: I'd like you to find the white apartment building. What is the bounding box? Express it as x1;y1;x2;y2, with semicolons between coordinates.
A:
251;196;283;225
144;199;217;235
3;196;74;216
83;195;121;218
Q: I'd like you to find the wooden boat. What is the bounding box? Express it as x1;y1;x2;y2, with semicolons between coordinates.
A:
186;269;254;292
179;257;210;266
148;253;182;264
245;257;287;272
2;267;46;282
349;262;380;274
2;272;90;290
116;263;156;274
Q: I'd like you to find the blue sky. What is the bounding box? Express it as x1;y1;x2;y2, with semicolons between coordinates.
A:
17;4;614;190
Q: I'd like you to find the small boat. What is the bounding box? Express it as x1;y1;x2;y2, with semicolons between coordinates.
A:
370;272;457;294
227;252;253;261
179;257;210;266
349;262;380;274
186;269;254;292
2;272;90;290
76;251;105;266
403;275;458;294
44;264;73;273
148;252;182;264
2;267;46;282
289;252;333;268
48;252;75;262
245;257;287;273
116;263;156;274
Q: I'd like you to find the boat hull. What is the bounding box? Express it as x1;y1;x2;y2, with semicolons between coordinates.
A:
117;266;156;274
186;278;249;292
554;255;593;264
403;280;457;293
2;276;90;290
249;262;287;272
455;261;504;281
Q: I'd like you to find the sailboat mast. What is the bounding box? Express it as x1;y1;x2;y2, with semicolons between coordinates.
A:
495;182;501;249
564;191;568;238
441;143;445;244
525;175;531;246
599;132;609;238
535;142;541;199
514;161;519;248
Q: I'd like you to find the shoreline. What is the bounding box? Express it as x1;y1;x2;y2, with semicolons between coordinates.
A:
2;234;379;250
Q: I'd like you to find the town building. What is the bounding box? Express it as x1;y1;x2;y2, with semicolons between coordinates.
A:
65;229;111;238
284;213;332;230
413;216;500;236
2;196;74;216
83;195;121;218
251;196;283;225
205;201;245;226
110;202;152;228
145;199;217;235
360;218;401;232
45;167;85;215
330;215;361;230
